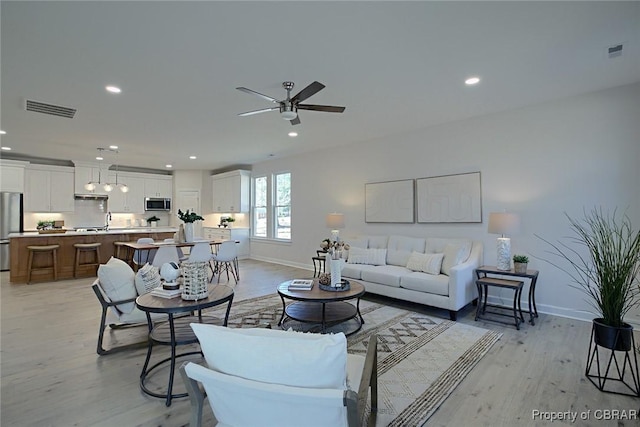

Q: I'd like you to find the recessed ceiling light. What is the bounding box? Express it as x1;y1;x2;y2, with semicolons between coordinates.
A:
165;164;172;168
109;145;118;150
96;156;104;160
106;86;121;93
189;155;197;160
0;130;6;135
288;132;298;137
1;146;11;151
465;77;481;85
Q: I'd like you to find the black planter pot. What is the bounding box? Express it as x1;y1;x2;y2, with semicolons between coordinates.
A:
592;318;633;351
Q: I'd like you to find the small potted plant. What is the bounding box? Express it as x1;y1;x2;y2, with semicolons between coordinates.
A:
219;216;236;228
512;255;529;273
177;209;204;242
146;215;160;227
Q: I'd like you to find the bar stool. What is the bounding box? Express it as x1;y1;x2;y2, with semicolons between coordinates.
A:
74;242;102;278
27;244;60;284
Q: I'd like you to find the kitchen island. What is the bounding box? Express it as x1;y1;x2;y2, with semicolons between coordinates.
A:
9;227;178;283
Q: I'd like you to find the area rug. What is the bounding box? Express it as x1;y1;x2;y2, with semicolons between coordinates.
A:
208;294;502;427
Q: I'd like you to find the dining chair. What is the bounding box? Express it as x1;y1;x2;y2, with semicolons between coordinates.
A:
163;238;188;262
210;241;238;283
133;237;155;267
152;245;180;269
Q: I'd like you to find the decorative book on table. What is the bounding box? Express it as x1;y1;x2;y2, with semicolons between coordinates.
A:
288;279;314;290
151;287;182;299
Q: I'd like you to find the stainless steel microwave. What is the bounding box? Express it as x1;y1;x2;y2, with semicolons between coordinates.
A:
145;198;171;211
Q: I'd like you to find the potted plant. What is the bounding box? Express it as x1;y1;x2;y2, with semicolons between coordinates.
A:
146;215;160;227
512;255;529;274
539;208;640;351
219;216;236;228
177;209;204;242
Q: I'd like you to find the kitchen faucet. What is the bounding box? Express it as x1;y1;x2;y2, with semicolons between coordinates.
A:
105;211;112;230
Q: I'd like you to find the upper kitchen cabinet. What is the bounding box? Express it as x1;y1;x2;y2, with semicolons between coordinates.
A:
144;175;172;198
106;173;144;213
25;165;74;212
211;170;250;213
0;160;28;193
74;164;109;195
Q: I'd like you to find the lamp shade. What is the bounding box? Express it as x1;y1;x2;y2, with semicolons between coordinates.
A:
326;213;345;229
488;212;520;236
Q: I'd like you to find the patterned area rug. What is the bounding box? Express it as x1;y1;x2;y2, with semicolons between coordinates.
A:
209;294;502;427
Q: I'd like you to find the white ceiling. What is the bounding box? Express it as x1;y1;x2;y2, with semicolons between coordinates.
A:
2;1;639;172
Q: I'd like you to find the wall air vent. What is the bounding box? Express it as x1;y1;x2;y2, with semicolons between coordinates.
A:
25;99;77;118
607;43;624;59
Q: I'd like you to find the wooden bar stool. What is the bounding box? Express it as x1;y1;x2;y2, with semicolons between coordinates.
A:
74;242;102;278
27;244;60;284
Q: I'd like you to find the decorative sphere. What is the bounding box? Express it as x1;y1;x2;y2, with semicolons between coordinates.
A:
160;262;180;283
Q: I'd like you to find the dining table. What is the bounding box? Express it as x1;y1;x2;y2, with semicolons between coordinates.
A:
114;239;237;268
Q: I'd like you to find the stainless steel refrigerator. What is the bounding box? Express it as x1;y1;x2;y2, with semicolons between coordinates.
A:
1;192;24;271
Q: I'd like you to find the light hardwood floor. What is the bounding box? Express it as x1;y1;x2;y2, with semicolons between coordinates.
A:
1;260;638;427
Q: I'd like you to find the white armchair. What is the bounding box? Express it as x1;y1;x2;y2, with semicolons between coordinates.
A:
180;324;378;427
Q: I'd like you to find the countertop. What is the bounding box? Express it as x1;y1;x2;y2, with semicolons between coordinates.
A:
9;227;178;238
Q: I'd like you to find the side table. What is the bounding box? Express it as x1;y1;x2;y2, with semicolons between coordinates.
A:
312;250;327;277
475;265;540;325
136;284;234;406
475;277;525;330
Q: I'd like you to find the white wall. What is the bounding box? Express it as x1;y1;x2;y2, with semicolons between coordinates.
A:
250;82;640;324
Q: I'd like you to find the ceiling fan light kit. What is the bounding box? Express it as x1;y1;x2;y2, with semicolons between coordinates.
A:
237;81;345;126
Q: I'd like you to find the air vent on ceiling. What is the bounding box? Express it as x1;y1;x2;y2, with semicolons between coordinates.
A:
607;43;624;59
25;99;77;118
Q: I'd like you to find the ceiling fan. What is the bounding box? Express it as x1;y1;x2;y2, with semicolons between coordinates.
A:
236;81;345;125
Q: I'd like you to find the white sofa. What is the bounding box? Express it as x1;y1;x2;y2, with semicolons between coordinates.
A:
340;235;482;320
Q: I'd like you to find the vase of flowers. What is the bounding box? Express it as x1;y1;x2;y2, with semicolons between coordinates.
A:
320;239;350;287
178;209;204;243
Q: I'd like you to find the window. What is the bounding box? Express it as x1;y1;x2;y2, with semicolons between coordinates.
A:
252;172;291;241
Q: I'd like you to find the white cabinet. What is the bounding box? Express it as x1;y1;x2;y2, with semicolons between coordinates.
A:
25;165;74;212
74;165;109;195
144;176;172;198
106;174;144;213
0;160;27;193
211;170;250;213
203;227;250;259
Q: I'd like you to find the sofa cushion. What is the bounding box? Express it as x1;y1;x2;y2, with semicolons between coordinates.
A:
342;236;368;260
441;241;472;275
97;257;137;314
347;247;387;266
361;265;411;288
406;251;445;275
400;272;450;296
134;263;162;295
367;235;389;249
191;323;347;389
342;263;378;280
386;235;426;267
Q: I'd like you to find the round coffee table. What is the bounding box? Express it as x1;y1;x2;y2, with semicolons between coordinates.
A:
277;279;365;336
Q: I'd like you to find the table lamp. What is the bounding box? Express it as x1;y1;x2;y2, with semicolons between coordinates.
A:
488;212;520;271
326;213;345;242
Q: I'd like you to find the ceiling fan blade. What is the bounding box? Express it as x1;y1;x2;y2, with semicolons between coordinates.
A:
297;104;345;113
290;116;301;126
238;107;279;117
290;81;325;103
236;87;280;104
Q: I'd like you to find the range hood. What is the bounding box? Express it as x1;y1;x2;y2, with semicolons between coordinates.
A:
74;194;108;200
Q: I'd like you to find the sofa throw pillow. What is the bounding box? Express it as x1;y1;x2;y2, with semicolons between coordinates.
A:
406;251;445;275
347;247;387;266
191;323;347;389
97;257;137;314
441;242;472;275
134;263;161;295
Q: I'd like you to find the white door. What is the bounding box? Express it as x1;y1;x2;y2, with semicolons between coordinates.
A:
176;190;202;238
